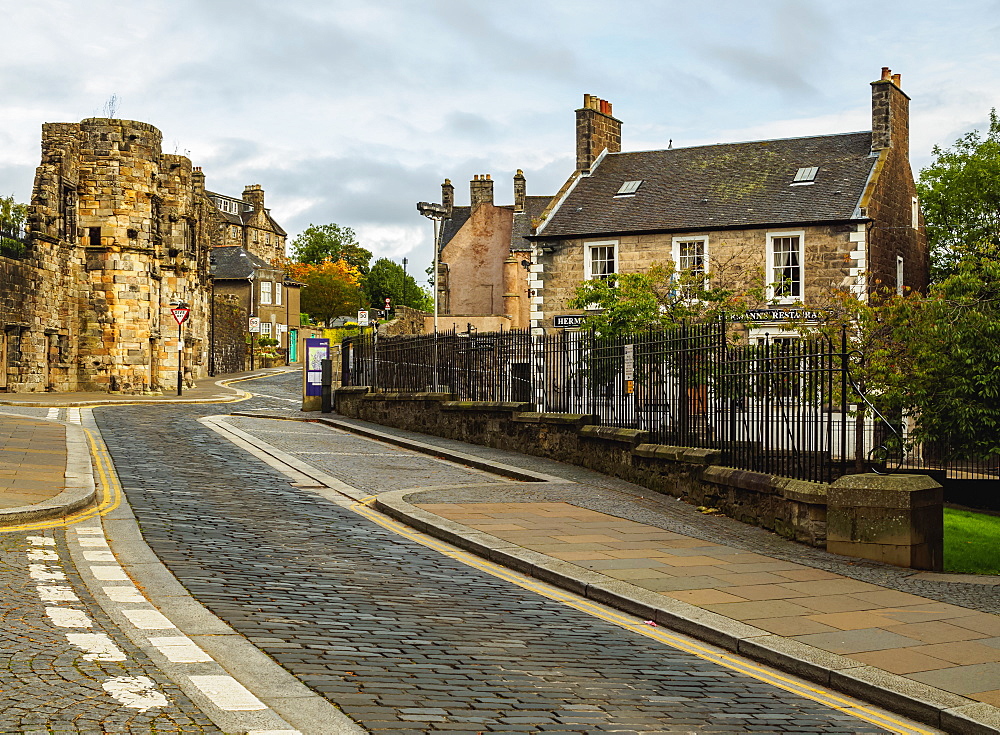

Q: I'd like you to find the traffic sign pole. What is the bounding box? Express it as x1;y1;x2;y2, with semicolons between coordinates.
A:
171;307;190;397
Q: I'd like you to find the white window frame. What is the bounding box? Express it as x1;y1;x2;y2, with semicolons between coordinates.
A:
896;255;904;295
766;230;805;304
911;196;919;230
260;321;273;337
275;282;282;306
671;236;709;291
260;280;272;305
584;240;617;281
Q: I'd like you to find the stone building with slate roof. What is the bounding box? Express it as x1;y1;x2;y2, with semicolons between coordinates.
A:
207;185;287;263
528;69;927;335
211;245;301;361
429;171;550;331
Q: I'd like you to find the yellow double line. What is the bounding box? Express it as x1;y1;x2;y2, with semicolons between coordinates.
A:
350;495;935;735
0;426;122;533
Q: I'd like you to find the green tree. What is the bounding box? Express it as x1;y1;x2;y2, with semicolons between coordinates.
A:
800;255;1000;462
917;109;1000;282
362;258;432;312
287;259;363;326
290;223;372;272
0;195;28;252
567;256;763;337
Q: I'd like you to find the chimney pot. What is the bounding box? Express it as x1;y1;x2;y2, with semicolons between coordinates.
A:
576;94;622;171
891;73;901;86
881;66;892;80
470;173;494;209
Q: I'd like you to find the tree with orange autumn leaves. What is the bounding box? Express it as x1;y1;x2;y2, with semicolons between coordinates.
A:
286;258;363;325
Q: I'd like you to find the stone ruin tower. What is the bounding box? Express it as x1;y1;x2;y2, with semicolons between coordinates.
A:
30;118;222;392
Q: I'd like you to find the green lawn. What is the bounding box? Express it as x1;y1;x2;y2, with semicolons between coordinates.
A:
944;507;1000;575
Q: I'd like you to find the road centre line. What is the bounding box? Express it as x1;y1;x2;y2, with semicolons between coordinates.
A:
205;415;935;735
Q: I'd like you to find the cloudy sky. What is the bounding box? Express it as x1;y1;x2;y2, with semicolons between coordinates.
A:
2;0;998;284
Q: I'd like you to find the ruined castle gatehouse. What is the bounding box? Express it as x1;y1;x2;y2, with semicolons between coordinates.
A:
0;118;226;393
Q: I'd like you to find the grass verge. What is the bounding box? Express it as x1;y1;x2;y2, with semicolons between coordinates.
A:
943;507;1000;575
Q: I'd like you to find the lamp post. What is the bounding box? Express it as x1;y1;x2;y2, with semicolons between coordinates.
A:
169;300;190;397
402;256;408;308
417;202;449;392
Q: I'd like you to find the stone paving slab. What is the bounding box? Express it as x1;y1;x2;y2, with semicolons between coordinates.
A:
0;416;67;506
415;498;1000;711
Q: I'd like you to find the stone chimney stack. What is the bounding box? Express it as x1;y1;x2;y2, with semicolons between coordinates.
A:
871;67;909;157
242;184;265;212
470;174;494;209
441;178;454;218
576;94;621;172
191;166;205;196
513;169;526;213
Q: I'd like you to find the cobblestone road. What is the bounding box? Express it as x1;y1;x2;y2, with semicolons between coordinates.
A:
86;372;900;734
0;528;220;733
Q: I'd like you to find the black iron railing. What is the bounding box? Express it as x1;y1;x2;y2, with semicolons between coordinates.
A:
346;321;860;483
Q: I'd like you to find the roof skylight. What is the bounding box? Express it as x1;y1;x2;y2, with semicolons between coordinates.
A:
616;180;643;195
793;167;819;183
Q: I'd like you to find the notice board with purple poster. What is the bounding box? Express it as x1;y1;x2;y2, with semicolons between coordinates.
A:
304;338;330;396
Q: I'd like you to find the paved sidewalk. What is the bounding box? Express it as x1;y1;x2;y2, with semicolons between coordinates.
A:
419;501;1000;704
0;415;67;509
243;411;1000;733
0;366;292;407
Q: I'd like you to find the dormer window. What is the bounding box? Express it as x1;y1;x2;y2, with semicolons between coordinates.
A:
791;167;818;185
615;180;642;196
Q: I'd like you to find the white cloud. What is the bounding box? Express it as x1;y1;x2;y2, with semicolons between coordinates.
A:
1;0;999;286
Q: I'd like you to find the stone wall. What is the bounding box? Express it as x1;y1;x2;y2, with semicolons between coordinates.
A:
334;388;943;569
865;77;928;295
211;294;247;375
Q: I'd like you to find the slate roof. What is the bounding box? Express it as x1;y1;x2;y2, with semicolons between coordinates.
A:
210;246;273;279
438;206;472;253
511;196;553;251
535;132;877;239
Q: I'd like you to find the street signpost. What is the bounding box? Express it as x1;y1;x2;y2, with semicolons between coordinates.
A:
248;316;260;333
357;310;369;327
171;306;190;397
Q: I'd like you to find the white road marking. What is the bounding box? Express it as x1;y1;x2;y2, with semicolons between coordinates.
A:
189;675;268;711
67;408;82;424
84;550;116;562
149;635;213;663
103;585;146;603
91;565;129;581
251;392;299;404
103;676;169;712
122;608;175;630
37;585;79;602
66;633;127;662
78;537;110;547
75;527;104;535
29;564;66;581
27;536;55;546
46;408;59;420
46;607;92;628
28;549;59;561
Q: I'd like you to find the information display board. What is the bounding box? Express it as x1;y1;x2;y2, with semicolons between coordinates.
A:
304;338;330;397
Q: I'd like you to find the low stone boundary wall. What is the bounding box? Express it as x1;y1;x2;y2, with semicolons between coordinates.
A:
335;387;942;569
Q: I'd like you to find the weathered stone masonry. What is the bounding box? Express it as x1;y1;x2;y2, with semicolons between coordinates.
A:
0;118;225;392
